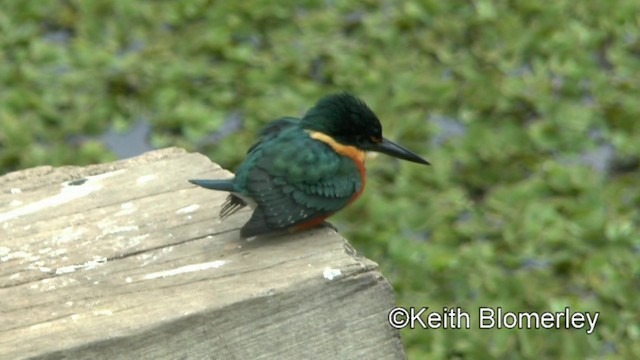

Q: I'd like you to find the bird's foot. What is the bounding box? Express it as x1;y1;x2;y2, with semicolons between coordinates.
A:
320;221;339;232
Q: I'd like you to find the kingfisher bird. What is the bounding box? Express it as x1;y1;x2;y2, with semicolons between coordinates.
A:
189;93;429;238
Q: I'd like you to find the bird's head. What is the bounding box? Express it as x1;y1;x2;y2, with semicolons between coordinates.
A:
301;93;430;165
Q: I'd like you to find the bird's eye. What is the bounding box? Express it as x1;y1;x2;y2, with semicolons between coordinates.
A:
370;136;382;144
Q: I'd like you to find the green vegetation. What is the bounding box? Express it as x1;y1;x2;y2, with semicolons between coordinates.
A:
2;1;639;358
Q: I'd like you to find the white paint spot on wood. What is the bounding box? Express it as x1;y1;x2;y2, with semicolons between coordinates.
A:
97;218;139;237
162;246;174;254
176;204;200;215
10;188;22;194
38;247;52;254
323;267;341;280
93;309;113;316
127;234;149;247
30;321;54;330
54;256;107;275
53;227;88;245
143;260;227;280
115;202;137;216
136;174;156;185
1;250;38;262
54;266;77;275
112;225;139;234
0;170;123;222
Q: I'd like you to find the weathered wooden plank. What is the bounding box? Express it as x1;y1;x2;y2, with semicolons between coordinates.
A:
0;147;404;359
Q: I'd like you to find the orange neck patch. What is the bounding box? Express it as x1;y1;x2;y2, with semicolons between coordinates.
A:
307;131;366;163
307;130;366;204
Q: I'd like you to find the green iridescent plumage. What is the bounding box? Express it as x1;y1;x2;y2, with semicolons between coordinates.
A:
189;93;429;238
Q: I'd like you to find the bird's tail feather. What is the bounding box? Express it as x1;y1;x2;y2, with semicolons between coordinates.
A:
220;195;247;220
188;179;235;192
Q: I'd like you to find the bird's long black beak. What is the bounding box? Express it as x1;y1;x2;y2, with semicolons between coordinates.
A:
371;138;430;165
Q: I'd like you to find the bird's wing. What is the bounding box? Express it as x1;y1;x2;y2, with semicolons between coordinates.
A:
246;117;299;154
241;131;362;237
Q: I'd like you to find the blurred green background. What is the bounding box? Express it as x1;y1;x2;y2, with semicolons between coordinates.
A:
2;1;639;358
